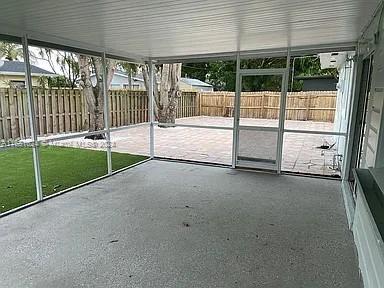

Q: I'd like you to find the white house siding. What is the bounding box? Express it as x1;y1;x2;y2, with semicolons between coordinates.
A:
110;74;130;89
359;10;384;169
109;74;145;90
90;73;145;90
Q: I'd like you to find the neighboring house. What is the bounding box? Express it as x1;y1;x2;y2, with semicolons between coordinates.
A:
0;60;56;88
91;71;213;92
90;70;146;90
294;75;338;91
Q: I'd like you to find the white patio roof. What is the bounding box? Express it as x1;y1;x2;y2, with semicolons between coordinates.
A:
0;0;381;61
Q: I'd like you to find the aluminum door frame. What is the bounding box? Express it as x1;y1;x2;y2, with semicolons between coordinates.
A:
232;67;288;172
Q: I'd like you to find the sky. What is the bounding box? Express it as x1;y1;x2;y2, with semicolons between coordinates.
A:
29;47;63;75
0;44;66;75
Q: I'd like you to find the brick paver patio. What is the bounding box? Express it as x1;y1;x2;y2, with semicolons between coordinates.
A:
47;116;343;177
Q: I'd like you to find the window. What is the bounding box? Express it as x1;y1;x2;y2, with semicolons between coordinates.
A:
10;80;25;88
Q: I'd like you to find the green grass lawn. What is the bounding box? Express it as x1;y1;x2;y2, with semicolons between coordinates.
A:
0;146;148;213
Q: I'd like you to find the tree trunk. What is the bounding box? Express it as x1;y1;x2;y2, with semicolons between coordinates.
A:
143;63;182;127
78;55;115;139
128;71;132;89
142;65;159;120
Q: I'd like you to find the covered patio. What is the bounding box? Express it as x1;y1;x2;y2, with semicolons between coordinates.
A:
1;0;383;287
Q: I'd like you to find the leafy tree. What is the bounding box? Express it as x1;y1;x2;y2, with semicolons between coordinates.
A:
38;75;73;88
291;56;338;91
206;61;236;91
240;58;286;91
181;56;338;92
182;61;236;91
0;41;38;63
0;42;23;61
293;57;337;77
182;63;208;82
36;49;79;88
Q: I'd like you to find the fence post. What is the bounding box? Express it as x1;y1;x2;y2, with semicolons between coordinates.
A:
16;89;25;139
261;93;265;118
305;94;311;120
222;93;226;116
0;89;9;140
9;88;18;139
22;35;43;201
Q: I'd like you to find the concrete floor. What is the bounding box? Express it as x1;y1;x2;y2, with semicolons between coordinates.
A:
0;161;361;287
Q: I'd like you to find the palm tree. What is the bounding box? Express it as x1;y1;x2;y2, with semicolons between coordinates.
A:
0;42;23;61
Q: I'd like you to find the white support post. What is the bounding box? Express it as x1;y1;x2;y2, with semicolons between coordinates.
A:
149;61;155;158
231;52;241;168
22;35;43;201
276;49;290;174
102;52;112;175
342;53;361;180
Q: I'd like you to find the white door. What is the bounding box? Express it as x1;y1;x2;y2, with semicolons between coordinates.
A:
234;68;288;171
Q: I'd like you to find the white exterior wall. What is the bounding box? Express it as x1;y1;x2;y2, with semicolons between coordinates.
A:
353;175;384;288
360;12;384;169
351;7;384;288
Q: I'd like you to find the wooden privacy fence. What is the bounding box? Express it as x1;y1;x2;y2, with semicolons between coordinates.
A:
0;88;336;140
200;91;337;122
176;92;199;119
109;90;198;128
0;89;198;140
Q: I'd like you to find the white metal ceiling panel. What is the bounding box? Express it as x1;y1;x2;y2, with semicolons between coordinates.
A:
0;0;380;60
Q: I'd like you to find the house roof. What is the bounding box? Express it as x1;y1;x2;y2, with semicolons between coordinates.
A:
98;71;212;87
90;71;143;82
181;78;212;87
0;60;56;76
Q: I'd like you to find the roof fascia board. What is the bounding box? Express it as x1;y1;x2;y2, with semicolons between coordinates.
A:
155;42;357;63
0;33;22;44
